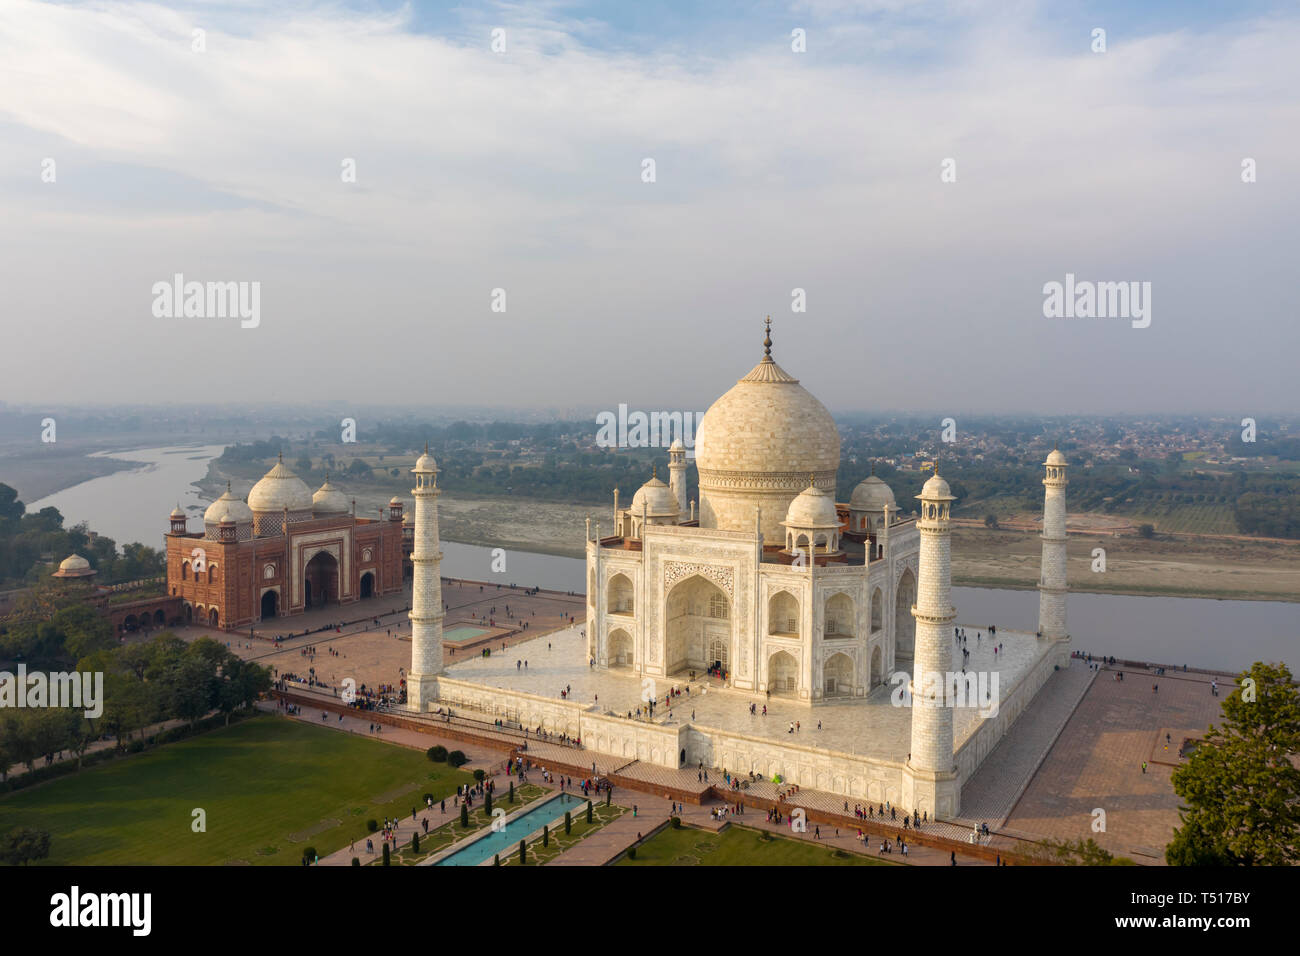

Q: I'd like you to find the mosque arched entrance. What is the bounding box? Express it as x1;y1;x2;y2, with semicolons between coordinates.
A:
261;589;279;619
664;574;730;676
895;568;916;659
305;552;339;608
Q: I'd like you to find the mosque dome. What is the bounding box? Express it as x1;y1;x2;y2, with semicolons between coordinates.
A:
783;482;841;530
204;484;254;525
849;474;896;512
247;456;313;514
312;477;349;515
55;553;94;577
630;470;679;518
694;320;840;537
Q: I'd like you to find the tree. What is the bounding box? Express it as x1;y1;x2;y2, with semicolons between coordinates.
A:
983;514;999;529
1039;837;1134;866
1137;523;1155;539
1168;661;1300;866
2;827;51;866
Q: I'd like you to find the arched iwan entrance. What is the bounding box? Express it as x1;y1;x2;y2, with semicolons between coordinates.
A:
305;551;340;608
608;628;633;667
895;568;916;659
261;589;279;619
664;575;730;675
360;571;374;599
768;650;798;697
823;652;853;698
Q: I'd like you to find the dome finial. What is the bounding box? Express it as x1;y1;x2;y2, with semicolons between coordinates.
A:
652;464;657;480
226;479;231;493
763;315;773;359
808;472;815;487
278;450;283;463
424;440;429;455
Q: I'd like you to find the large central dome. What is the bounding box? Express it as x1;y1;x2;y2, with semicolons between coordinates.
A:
694;323;840;539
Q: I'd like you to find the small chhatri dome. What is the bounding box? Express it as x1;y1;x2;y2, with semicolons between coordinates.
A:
312;475;349;515
920;472;953;500
248;456;313;514
669;438;685;453
631;469;679;518
1045;447;1067;466
414;442;437;473
402;511;414;526
54;553;95;577
204;482;254;525
389;496;401;505
850;473;896;512
783;481;841;530
170;503;185;519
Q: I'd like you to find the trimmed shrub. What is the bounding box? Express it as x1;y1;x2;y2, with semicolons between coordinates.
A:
382;843;390;866
460;803;470;829
586;800;593;824
302;846;317;865
670;816;682;829
366;819;379;833
447;750;468;768
411;832;420;853
543;824;549;847
509;781;515;803
519;839;526;865
564;811;572;835
427;745;448;762
351;857;360;866
473;768;486;782
627;847;636;859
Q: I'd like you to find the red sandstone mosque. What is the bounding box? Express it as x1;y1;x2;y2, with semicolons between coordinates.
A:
164;455;409;630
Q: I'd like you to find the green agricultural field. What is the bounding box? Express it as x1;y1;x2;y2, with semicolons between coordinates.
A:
618;823;893;866
0;715;475;865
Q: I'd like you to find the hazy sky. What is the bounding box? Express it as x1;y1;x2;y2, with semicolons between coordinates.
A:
1;0;1296;418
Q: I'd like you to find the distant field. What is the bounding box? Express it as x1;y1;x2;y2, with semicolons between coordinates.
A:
0;716;474;865
1128;503;1238;535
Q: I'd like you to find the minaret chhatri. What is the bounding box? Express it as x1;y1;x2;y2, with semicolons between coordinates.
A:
667;438;688;519
407;444;444;711
1038;446;1069;657
905;466;959;818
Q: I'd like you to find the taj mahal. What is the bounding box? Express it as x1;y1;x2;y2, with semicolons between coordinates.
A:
397;320;1074;819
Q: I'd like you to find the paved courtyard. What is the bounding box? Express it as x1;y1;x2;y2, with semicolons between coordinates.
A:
445;621;1055;761
1000;666;1231;863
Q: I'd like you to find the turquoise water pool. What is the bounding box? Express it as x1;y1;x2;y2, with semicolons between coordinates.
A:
443;624;491;643
433;793;585;866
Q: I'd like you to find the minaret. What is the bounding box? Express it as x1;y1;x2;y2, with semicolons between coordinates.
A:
407;445;444;711
667;438;688;519
1038;446;1069;656
905;468;959;818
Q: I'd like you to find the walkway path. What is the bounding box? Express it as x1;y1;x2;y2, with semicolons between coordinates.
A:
954;662;1096;829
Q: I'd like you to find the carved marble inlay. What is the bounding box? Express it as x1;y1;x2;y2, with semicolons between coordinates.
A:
664;561;734;598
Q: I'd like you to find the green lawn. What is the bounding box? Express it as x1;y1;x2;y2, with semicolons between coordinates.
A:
0;715;475;865
618;822;894;866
